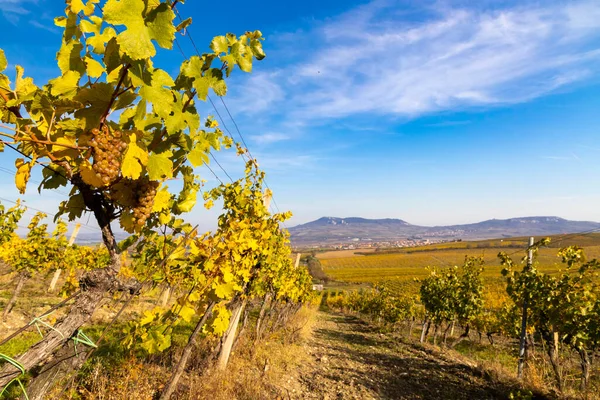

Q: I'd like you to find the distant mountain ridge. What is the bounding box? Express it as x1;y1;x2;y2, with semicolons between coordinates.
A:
289;216;600;246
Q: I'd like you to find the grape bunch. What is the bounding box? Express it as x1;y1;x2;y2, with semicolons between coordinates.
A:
89;126;127;185
132;178;159;229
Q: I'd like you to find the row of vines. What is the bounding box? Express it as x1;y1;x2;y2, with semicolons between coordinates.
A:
0;0;314;399
326;242;600;396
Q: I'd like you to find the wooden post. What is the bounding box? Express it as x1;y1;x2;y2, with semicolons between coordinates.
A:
420;319;429;343
160;285;171;307
217;298;247;370
294;253;301;269
49;223;81;292
262;190;272;211
517;237;534;379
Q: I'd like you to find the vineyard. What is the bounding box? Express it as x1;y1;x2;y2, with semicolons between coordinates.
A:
319;235;600;290
321;237;600;398
0;1;599;400
0;1;316;399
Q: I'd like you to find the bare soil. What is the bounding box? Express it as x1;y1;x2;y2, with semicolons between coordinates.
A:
289;311;550;400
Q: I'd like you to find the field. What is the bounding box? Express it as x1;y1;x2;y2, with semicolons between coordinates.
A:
319;234;600;294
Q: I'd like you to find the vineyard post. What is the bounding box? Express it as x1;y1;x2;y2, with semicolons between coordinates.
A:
48;223;81;292
517;236;534;379
159;285;172;307
294;253;301;269
216;189;275;370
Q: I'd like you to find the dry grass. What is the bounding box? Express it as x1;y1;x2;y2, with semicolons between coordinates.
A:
60;305;319;400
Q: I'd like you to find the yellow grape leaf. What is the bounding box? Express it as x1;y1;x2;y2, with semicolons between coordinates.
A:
222;268;234;283
188;289;203;302
120;212;135;233
179;303;196;322
152;188;171;212
177;188;197;212
15;158;32;194
0;49;6;72
107;64;122;83
203;303;231;336
52;136;79;160
121;133;148;179
49;70;81;99
158;211;171;225
80;160;104;187
187;144;209;167
71;0;98;16
85;56;105;78
212;281;236;300
147;150;173;180
140;307;162;325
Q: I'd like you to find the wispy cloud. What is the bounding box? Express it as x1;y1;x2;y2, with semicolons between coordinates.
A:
29;19;59;34
425;120;472;127
238;0;600;121
250;132;291;144
541;152;581;161
0;0;37;24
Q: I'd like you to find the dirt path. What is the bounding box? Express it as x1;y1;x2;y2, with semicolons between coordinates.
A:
291;311;542;400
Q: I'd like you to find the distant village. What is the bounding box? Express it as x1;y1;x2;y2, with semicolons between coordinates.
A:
297;237;461;250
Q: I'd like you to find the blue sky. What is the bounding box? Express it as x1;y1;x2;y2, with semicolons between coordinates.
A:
1;0;600;235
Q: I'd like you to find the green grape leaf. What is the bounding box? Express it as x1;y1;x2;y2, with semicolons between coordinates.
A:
181;57;227;100
103;0;175;60
15;66;37;100
57;193;85;221
187;144;209;167
141;327;171;354
74;82;113;130
122;134;148;179
146;3;176;50
40;165;68;190
196;68;226;100
147;150;173;180
49;71;81;99
103;0;154;60
139;68;175;119
57;41;85;75
0;49;7;72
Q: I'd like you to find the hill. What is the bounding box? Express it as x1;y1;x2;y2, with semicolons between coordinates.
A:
289;216;600;246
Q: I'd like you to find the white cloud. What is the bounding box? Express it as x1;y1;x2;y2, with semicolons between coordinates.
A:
236;0;600;121
29;19;59;33
227;71;284;114
250;132;291;144
0;0;37;24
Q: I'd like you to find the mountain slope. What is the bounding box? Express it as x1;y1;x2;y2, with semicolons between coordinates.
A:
289;216;600;245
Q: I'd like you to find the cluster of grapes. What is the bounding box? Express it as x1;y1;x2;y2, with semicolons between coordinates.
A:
89;126;127;185
132;178;159;229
